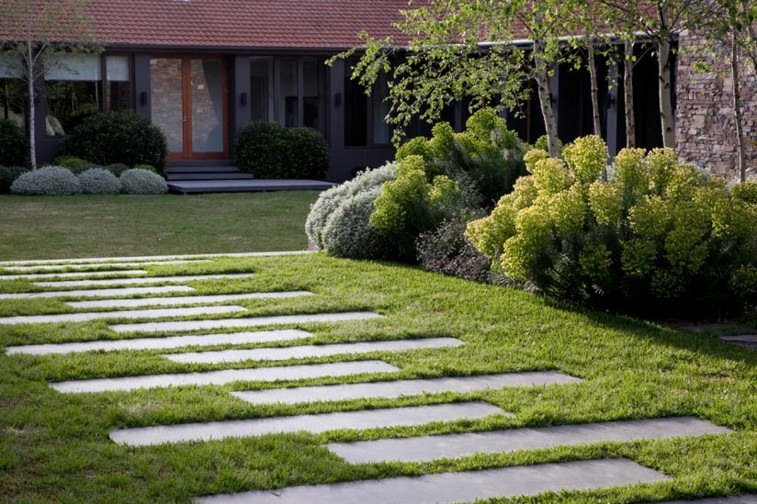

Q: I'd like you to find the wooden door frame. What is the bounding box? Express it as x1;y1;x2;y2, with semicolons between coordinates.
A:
155;55;229;161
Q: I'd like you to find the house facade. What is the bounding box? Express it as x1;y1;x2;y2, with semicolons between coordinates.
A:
1;0;752;181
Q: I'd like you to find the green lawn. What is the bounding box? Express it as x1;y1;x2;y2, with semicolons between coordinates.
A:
0;191;320;260
0;254;755;503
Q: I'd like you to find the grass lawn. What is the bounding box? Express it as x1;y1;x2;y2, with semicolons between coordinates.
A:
0;253;755;503
0;191;320;260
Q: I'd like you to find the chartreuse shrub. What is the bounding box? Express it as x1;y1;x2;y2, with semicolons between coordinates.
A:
0;119;28;167
306;162;395;251
467;135;757;316
54;155;100;174
78;168;121;195
62;112;168;174
396;109;528;206
235;122;330;179
119;168;167;195
10;166;81;196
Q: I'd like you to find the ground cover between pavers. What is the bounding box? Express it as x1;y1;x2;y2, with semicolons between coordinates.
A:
0;305;247;325
34;272;257;288
0;259;211;272
0;285;196;299
66;291;312;309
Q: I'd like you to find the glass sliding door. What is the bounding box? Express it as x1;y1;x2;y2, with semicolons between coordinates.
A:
191;59;224;153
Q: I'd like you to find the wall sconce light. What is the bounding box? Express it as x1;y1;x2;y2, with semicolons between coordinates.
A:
240;92;248;106
334;92;342;109
140;91;148;106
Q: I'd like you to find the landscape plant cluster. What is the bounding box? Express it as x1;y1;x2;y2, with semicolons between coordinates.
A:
466;136;757;316
235;121;330;180
307;109;527;270
9;166;167;196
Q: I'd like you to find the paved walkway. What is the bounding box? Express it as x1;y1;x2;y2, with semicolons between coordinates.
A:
1;253;747;503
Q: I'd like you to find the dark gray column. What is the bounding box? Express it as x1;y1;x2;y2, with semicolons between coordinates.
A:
607;62;619;157
231;55;251;144
328;59;346;179
133;54;151;120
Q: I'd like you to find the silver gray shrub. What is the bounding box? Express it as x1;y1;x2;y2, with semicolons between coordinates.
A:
321;186;392;259
305;162;395;249
10;166;81;195
119;168;167;195
78;168;121;194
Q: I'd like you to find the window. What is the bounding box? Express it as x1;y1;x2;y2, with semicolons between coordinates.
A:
44;54;101;136
0;53;25;130
344;64;391;147
250;58;273;122
105;56;132;112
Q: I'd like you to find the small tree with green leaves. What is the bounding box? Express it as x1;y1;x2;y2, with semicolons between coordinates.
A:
0;0;99;169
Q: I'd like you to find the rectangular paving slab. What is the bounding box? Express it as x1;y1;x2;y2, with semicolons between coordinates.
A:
0;270;147;280
109;402;509;446
66;291;312;309
196;458;670;504
164;337;463;364
720;335;757;343
0;285;196;300
662;497;757;504
1;259;211;272
0;305;247;325
0;251;308;267
328;417;732;464
232;371;582;405
110;311;384;333
34;273;256;288
50;360;398;394
6;329;313;356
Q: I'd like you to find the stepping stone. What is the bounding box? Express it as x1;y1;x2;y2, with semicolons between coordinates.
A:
1;259;211;272
0;305;246;325
164;337;463;364
110;402;509;446
328;417;732;464
34;273;256;288
719;335;757;343
0;270;147;280
66;291;312;309
0;286;196;300
50;360;397;394
0;250;309;267
110;311;384;334
195;458;670;504
6;329;313;356
663;497;757;504
232;371;583;405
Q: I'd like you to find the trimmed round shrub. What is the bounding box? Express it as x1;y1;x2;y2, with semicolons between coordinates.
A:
0;166;29;193
78;168;121;195
62;112;168;174
321;187;393;259
54;155;99;174
306;162;396;249
467;139;757;317
119;168;167;195
235;122;330;179
0;119;28;167
105;163;131;177
11;166;81;195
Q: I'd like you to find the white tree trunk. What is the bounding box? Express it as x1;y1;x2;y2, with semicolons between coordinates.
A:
588;42;602;136
657;9;675;148
533;40;560;158
27;43;37;170
624;40;636;148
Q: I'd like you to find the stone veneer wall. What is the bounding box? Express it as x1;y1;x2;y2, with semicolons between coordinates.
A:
675;30;757;180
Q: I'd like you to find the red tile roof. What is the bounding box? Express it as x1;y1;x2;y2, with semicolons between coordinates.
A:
84;0;408;50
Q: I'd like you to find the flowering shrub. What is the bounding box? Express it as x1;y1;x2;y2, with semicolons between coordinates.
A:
78;168;121;195
119;169;167;195
11;166;81;196
306;163;396;250
467;138;757;316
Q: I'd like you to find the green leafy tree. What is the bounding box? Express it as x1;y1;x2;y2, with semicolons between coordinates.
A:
0;0;99;169
333;0;580;158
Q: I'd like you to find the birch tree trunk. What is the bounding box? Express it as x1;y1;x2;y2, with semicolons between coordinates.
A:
731;30;747;182
533;39;560;158
624;40;636;148
588;42;602;136
26;26;37;170
657;8;675;148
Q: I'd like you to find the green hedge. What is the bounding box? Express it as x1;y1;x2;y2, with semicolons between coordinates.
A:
0;119;28;167
62;112;167;174
235;122;329;179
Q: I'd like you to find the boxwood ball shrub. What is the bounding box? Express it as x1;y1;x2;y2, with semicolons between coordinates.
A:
119;168;168;195
235;122;330;179
62;112;168;174
306;162;396;250
78;168;121;195
54;155;99;174
0;165;29;193
466;136;757;317
0;119;29;167
11;166;81;196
